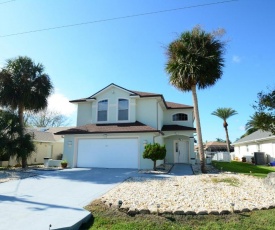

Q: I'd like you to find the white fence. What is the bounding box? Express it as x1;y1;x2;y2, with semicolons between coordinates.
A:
206;151;231;162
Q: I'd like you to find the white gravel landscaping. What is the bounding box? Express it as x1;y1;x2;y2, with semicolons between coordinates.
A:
101;173;275;215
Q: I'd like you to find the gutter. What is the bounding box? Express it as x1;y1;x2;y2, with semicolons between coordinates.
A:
232;135;275;146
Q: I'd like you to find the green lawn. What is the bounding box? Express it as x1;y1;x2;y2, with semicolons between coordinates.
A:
81;200;275;230
80;161;275;229
212;160;275;177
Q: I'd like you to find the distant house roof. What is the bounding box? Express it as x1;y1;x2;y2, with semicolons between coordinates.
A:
27;130;56;142
69;83;193;110
195;141;234;152
232;130;274;145
55;121;162;135
26;127;71;143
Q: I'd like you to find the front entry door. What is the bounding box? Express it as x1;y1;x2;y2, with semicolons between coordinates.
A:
174;141;189;163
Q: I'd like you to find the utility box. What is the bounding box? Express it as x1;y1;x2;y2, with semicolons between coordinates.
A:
254;152;266;165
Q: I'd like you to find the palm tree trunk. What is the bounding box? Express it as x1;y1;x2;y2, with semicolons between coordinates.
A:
224;126;231;153
191;85;206;173
18;105;27;169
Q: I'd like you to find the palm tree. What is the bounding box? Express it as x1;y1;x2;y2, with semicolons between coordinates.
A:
0;110;35;164
0;56;53;168
166;26;225;173
211;108;237;152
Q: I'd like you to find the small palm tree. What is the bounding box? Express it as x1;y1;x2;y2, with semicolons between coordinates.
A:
211;108;237;152
0;110;35;163
0;56;53;168
166;26;225;173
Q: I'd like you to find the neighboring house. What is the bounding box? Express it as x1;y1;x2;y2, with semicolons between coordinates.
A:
195;141;233;163
232;130;275;162
9;127;69;166
195;141;234;152
56;83;196;169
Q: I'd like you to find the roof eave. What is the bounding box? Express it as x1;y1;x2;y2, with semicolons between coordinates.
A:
56;130;162;135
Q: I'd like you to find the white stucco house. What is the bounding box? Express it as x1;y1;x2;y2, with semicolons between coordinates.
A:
232;130;275;162
56;83;196;169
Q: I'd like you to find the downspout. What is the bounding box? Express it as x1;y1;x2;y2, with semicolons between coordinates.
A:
153;100;159;144
156;100;159;130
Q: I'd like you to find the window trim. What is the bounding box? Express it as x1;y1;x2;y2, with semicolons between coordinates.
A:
172;113;188;122
97;99;108;122
117;98;129;122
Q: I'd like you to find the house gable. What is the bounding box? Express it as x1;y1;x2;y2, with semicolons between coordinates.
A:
70;83;194;132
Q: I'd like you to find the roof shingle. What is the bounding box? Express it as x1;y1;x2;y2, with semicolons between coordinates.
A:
162;125;196;132
233;130;274;145
55;121;161;135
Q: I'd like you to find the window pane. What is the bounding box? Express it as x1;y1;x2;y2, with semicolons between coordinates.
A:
119;99;128;109
98;111;107;121
173;113;188;121
118;99;128;120
119;110;128;120
98;100;108;111
98;100;108;121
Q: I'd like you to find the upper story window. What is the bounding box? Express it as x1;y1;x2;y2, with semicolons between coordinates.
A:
98;100;108;121
173;113;188;121
118;99;129;121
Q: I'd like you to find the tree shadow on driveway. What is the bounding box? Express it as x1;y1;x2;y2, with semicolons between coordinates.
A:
0;194;83;211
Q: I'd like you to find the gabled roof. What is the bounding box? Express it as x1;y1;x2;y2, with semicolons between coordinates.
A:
26;127;71;142
55;121;162;135
232;130;274;145
69;83;193;110
27;129;56;142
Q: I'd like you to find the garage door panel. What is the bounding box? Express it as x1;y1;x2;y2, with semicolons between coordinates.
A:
77;138;138;168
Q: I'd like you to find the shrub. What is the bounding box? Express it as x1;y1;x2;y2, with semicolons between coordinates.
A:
143;143;166;170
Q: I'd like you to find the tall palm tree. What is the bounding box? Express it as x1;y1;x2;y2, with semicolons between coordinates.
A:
166;26;225;173
0;56;53;168
211;108;237;152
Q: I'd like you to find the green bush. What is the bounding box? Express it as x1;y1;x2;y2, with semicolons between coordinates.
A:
143;143;166;170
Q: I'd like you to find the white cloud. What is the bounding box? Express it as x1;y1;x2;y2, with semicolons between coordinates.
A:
239;125;245;131
47;93;76;116
232;55;241;63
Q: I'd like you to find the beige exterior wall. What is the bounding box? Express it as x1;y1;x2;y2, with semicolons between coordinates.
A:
157;102;163;130
68;85;196;169
76;86;138;126
63;132;164;169
77;102;93;126
163;108;193;127
8;141;64;166
136;98;157;129
92;87;136;124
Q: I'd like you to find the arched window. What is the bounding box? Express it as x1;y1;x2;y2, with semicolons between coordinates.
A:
172;113;188;121
118;99;129;121
98;100;108;121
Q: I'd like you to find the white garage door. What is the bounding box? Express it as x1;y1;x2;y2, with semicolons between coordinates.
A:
77;138;138;168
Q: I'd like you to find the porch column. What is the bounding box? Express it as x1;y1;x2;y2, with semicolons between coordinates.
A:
189;137;195;161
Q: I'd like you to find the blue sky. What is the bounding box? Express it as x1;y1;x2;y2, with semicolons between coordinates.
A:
0;0;274;143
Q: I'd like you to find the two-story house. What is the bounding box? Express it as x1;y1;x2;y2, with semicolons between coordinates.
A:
56;83;196;169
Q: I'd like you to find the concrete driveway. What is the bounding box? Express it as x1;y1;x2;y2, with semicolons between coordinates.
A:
0;168;138;230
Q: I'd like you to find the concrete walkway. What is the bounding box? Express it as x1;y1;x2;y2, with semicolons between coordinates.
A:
0;165;194;229
169;163;194;176
0;168;138;230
